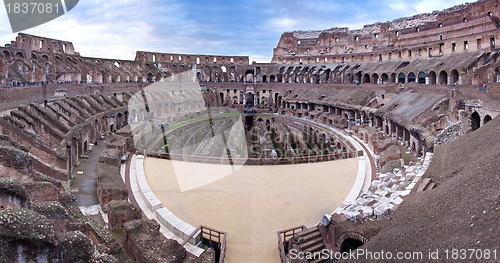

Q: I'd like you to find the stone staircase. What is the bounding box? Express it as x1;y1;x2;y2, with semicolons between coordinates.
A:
294;227;328;263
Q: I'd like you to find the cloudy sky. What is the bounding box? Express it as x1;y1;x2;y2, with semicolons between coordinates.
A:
0;0;468;62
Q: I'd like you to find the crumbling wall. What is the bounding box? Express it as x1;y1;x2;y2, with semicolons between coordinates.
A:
107;200;141;231
122;219;187;263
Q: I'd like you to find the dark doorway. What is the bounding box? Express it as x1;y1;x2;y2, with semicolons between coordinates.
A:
340;239;364;253
471;112;481;131
484;115;492;125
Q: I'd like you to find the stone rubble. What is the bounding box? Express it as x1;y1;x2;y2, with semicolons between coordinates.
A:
333;152;433;221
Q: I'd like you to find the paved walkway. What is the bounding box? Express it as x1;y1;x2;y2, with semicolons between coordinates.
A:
144;158;358;262
72;141;106;206
71;141;107;224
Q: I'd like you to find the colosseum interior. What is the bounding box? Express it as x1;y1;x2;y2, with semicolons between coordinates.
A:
0;0;499;262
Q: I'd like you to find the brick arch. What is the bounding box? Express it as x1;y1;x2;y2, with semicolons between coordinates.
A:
337;232;369;248
2;50;12;61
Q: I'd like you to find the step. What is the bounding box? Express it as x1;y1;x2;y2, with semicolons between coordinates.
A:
299;230;322;244
427;182;435;190
303;242;325;254
301;236;323;250
296;227;319;238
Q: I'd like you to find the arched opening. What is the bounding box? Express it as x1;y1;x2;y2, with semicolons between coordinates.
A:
262;75;267;83
407;72;416;83
484;115;492;125
418;72;426;84
340;238;365;253
428;71;437;84
362;74;370;83
439;70;448;85
390;73;396;83
219;92;224;104
371;73;379;84
353;72;360;83
245;70;254;83
2;51;12;61
324;69;331;83
381;73;389;83
398;73;406;83
471;112;481;131
277;74;283;83
270;75;276;83
245;92;255;107
14;52;24;60
450;69;459;84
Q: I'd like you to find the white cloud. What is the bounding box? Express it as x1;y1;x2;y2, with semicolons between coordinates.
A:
415;0;468;14
270;17;300;32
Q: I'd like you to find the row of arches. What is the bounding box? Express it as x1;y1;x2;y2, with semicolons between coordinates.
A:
1;50;25;61
470;112;493;131
278;65;463;85
355;70;459;85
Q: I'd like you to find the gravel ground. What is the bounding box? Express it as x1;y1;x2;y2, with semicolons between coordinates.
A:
349;116;500;262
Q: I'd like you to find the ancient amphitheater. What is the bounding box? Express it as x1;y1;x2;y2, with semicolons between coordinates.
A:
0;0;499;262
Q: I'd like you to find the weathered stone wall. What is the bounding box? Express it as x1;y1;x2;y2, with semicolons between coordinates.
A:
107;200;141;231
122;219;187;263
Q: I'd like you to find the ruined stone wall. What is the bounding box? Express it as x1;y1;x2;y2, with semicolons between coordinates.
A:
136;51;249;65
0;33;251;86
273;0;500;66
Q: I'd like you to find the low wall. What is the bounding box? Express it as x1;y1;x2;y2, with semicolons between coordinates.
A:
135;155;200;245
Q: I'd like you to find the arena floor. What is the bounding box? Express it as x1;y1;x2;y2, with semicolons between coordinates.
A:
144;157;358;262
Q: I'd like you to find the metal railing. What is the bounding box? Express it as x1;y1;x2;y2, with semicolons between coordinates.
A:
277;225;307;263
182;225;227;263
141;151;355;165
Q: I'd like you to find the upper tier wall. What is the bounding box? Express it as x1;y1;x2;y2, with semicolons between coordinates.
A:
273;0;500;64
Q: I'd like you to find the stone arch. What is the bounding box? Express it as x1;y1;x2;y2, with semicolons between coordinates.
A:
428;71;437;84
381;73;389;83
324;69;331;83
450;69;459;84
269;75;276;83
14;52;24;60
471;111;481;131
355;72;362;83
338;233;368;253
439;70;448;85
371;73;379;84
398;72;406;83
2;50;12;61
362;73;370;83
390;73;396;83
418;72;426;84
105;73;112;83
245;70;254;82
219;92;224;104
407;72;416;83
484;115;492;125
